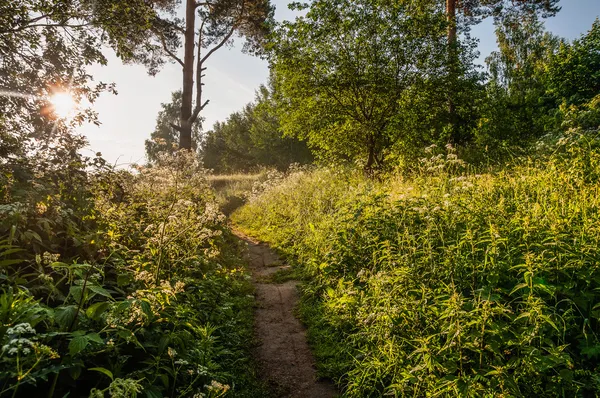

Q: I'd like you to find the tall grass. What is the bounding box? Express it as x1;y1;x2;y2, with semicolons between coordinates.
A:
208;173;265;216
232;133;600;397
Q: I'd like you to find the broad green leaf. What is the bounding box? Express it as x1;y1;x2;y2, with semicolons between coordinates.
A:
69;335;89;356
158;335;171;353
86;302;110;320
86;332;104;344
55;305;78;330
540;315;559;331
160;373;169;388
50;262;74;268
69;365;82;380
69;285;83;303
117;273;133;287
88;285;113;299
144;385;163;398
0;248;24;256
140;300;153;318
0;259;24;267
89;367;114;381
559;369;573;381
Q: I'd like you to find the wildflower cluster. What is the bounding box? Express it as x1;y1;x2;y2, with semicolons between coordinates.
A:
418;143;466;174
2;324;37;357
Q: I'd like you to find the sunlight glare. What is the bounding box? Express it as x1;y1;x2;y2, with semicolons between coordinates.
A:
50;92;77;119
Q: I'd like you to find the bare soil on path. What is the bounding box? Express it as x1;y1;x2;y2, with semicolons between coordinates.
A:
233;230;338;398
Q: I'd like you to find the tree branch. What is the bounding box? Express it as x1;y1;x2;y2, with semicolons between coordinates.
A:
189;0;245;124
159;17;186;34
0;13;51;33
199;0;246;65
158;34;185;67
199;26;236;65
170;123;183;132
2;21;91;34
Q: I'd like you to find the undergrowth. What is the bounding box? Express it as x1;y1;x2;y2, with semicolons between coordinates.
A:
0;152;265;397
233;100;600;397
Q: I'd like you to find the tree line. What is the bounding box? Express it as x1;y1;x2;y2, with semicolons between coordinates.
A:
1;0;597;174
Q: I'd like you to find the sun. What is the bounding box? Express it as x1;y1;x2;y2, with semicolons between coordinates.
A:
49;92;77;119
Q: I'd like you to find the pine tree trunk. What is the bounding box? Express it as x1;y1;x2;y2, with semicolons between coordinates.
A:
179;0;196;150
446;0;458;142
447;0;457;48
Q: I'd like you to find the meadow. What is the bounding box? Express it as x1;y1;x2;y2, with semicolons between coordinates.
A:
207;173;265;216
2;2;599;396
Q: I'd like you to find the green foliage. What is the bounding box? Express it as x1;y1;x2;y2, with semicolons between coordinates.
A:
116;0;275;76
233;115;600;396
0;3;269;395
0;0;121;160
255;0;597;171
458;0;560;23
201;85;313;173
116;0;275;150
476;13;560;151
471;16;600;160
546;19;600;106
0;0;189;160
0;151;264;397
270;0;451;171
3;1;600;397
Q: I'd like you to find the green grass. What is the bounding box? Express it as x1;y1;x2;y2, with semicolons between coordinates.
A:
268;266;298;284
232;135;600;397
208;173;265;216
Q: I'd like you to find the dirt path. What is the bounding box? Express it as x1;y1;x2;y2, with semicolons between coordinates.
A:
234;230;338;398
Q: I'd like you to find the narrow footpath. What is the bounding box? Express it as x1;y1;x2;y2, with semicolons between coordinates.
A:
234;230;338;398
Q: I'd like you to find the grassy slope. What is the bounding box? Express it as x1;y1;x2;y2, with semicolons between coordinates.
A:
232;142;600;397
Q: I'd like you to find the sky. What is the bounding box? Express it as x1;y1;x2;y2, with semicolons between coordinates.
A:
78;0;600;167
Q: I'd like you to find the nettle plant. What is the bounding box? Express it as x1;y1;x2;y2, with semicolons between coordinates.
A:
233;127;600;397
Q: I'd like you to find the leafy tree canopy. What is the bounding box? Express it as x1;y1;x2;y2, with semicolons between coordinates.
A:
201;84;313;173
270;0;451;171
459;0;560;23
475;13;560;148
547;18;600;106
0;0;180;162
